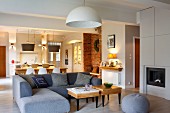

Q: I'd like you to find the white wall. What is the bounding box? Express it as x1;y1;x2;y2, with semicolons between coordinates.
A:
16;33;42;64
102;22;126;88
125;25;140;88
61;33;83;72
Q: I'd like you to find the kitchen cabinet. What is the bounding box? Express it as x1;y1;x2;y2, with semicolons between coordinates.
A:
155;8;170;36
155;35;170;66
140;7;155;38
140;37;155;66
73;42;83;72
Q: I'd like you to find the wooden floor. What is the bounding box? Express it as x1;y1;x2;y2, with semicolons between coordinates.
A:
0;78;170;113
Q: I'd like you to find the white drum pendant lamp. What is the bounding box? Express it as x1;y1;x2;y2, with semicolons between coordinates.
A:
66;0;101;28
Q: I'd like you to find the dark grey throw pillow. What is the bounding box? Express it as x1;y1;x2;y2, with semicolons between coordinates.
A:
19;74;36;88
51;73;68;86
74;73;92;85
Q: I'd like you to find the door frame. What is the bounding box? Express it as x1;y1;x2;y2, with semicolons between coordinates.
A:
133;36;140;88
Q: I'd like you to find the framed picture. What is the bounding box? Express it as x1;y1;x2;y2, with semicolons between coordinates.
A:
107;34;115;48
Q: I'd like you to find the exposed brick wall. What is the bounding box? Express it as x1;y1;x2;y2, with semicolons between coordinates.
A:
83;33;92;72
83;33;101;72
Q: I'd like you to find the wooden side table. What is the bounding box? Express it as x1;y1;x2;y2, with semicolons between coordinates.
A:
93;85;122;107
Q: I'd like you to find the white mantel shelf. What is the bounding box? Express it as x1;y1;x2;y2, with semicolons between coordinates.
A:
100;66;123;71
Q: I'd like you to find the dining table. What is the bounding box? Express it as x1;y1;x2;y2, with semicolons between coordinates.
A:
15;67;68;75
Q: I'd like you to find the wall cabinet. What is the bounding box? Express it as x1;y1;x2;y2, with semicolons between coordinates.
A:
73;42;82;64
140;7;170;98
140;7;155;38
155;35;170;66
73;42;82;72
155;8;170;36
140;37;155;66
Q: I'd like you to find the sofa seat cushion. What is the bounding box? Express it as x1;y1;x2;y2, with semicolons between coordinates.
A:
17;88;70;113
48;85;83;98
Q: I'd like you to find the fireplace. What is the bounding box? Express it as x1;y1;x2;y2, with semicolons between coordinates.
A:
146;67;165;87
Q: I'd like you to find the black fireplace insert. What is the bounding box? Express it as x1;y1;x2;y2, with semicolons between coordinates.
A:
146;67;165;87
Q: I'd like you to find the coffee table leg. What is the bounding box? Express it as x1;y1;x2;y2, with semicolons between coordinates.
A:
96;97;98;108
86;98;88;103
77;99;79;111
118;93;121;104
68;95;71;103
102;95;105;107
107;95;109;101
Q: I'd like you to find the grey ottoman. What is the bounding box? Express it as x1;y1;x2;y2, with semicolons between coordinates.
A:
121;93;150;113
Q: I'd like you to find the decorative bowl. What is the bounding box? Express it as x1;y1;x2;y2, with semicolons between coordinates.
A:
104;83;113;88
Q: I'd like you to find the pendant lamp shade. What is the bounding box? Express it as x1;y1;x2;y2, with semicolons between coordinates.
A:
66;6;102;28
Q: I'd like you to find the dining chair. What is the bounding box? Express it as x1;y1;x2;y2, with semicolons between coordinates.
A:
31;64;38;68
26;68;35;75
42;64;50;68
38;68;47;74
52;68;60;73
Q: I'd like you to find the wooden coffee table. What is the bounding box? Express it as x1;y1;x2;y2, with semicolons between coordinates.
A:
93;85;122;107
67;87;100;111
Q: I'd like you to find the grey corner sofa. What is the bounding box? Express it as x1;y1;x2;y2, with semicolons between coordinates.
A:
13;72;102;113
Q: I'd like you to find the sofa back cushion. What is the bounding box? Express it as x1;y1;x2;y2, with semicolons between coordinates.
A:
52;73;68;86
67;72;90;85
19;74;36;88
67;72;78;85
42;74;53;86
74;72;92;86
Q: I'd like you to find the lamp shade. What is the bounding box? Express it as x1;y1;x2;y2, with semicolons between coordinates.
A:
107;53;117;59
11;43;14;46
48;45;60;52
22;44;35;51
66;6;102;28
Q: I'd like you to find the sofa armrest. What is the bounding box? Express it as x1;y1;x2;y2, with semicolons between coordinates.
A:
91;77;102;86
13;75;32;101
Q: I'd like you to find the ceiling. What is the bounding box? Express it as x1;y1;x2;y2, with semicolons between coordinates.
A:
0;0;170;19
0;0;170;34
0;26;76;35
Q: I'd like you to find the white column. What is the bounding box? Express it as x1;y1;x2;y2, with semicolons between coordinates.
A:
41;34;48;63
9;32;16;77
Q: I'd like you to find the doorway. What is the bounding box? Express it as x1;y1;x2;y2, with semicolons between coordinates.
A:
0;46;6;78
135;38;140;88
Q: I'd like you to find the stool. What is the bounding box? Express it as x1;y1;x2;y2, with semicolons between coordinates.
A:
121;93;150;113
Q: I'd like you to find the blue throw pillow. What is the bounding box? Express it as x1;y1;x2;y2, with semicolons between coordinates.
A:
32;76;49;88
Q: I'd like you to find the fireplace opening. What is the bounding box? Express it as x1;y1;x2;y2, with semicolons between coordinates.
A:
146;67;165;87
